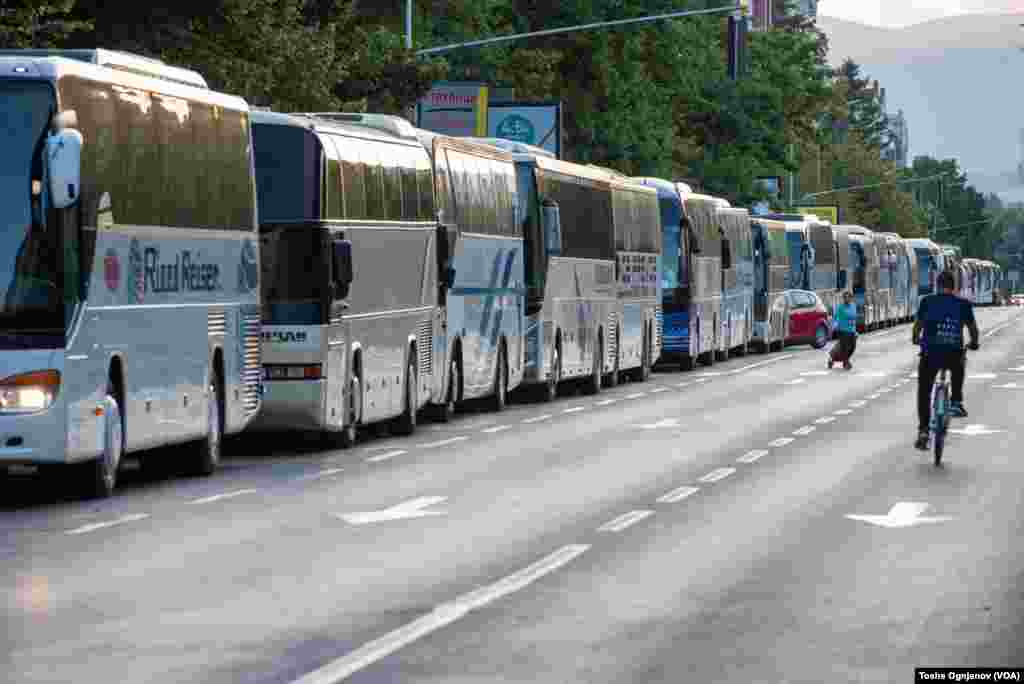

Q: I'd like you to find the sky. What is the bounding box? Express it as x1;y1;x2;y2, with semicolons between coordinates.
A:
819;0;1023;28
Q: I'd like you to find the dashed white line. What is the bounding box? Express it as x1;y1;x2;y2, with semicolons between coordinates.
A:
814;416;836;424
866;393;881;399
367;449;407;463
295;467;345;481
726;354;796;374
676;382;691;388
650;387;669;394
187;489;258;506
737;449;768;464
769;437;795;447
598;509;654;532
699;467;736;483
562;406;586;414
833;409;854;415
523;414;552;424
793;425;816;436
784;378;806;385
481;425;511;434
290;544;590;684
656;485;701;503
695;378;709;384
595;399;618;406
850;400;867;407
626;393;646;399
417;436;468;449
65;513;150;535
983;318;1017;338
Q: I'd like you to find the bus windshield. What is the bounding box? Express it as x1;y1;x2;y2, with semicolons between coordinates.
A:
0;80;64;336
252;123;320;223
259;224;329;325
658;196;682;291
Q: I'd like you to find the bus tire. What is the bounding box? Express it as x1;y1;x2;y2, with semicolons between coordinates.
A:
585;334;602;395
85;392;123;499
491;344;508;411
393;354;417;436
434;354;459;423
543;342;561;403
337;373;360;448
680;355;695;371
190;367;224;477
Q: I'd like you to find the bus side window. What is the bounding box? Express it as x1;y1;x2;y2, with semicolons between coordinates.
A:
398;145;419;221
338;136;366;220
359;139;385;221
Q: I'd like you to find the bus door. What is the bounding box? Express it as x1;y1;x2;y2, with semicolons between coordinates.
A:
752;226;768;320
326;235;353;429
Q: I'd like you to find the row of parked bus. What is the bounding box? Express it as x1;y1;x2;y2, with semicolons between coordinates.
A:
0;50;1006;498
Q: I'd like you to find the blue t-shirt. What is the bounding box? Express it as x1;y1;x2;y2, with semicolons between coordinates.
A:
835;302;857;334
916;293;975;354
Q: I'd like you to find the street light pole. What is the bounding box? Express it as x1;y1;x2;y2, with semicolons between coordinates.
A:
405;0;413;50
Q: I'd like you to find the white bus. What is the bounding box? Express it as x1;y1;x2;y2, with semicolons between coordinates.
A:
0;49;263;498
248;111;437;443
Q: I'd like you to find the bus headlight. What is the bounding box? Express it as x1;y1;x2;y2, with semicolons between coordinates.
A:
0;370;61;413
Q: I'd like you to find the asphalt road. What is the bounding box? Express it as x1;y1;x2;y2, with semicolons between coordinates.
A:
3;307;1023;683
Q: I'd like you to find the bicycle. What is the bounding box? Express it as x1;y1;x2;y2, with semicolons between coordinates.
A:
922;346;972;467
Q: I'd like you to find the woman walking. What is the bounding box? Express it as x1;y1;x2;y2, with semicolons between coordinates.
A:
829;290;858;370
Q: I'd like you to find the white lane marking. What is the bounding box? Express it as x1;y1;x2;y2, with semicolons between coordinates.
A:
866;394;881;399
856;371;888;378
295;467;345;481
769;437;795;447
800;370;830;377
814;416;836;424
657;485;700;503
993;382;1021;389
417;436;468;449
695;378;710;384
598;509;654;532
626;393;646;399
698;467;736;483
833;409;854;415
784;378;807;385
793;426;816;436
737;449;768;464
967;373;997;380
726;354;796;374
650;387;669;394
595;399;618;406
366;449;407;463
1008;366;1024;372
697;371;723;377
850;400;867;407
562;406;586;414
523;414;552;424
338;496;448;525
187;489;258;505
481;425;512;434
877;388;892;394
983;318;1017;338
676;382;691;388
289;545;590;684
65;513;149;535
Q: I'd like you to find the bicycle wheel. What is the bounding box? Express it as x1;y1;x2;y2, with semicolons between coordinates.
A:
933;385;948;467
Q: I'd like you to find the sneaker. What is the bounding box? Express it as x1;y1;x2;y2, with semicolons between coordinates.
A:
949;402;967;418
914;431;929;450
843;361;852;370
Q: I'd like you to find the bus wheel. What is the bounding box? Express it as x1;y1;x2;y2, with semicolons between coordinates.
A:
191;370;223;477
585;336;602;395
491;345;508;411
85;393;123;499
393;355;417;436
543;344;561;402
434;355;459;422
339;374;360;448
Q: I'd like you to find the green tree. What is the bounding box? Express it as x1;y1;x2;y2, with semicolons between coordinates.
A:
0;0;92;48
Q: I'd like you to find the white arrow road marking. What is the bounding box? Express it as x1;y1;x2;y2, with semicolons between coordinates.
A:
949;424;1005;436
846;502;953;528
769;437;795;447
367;449;407;463
187;489;258;505
814;416;836;424
993;383;1021;389
337;496;447;525
737;449;768;463
65;513;150;535
785;378;806;385
289;544;590;684
418;436;468;449
598;509;654;532
637;418;680;429
699;467;736;483
656;485;700;503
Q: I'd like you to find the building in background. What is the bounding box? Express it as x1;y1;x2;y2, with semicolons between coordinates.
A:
795;0;818;18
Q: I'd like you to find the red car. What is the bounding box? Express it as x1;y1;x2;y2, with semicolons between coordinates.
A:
777;289;832;349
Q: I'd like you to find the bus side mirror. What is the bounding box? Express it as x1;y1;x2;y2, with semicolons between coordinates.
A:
542;199;562;257
46;125;83;209
332;238;353;300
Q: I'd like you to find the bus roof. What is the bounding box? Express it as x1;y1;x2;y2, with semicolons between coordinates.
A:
251;110;425;147
0;48;208;88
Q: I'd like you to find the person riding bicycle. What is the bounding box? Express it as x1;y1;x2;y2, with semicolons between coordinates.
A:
912;270;980;450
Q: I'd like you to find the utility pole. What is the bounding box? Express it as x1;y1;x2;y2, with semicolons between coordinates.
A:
405;0;413;50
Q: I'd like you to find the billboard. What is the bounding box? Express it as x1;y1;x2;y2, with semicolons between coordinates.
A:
487;102;562;158
417;82;489;137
